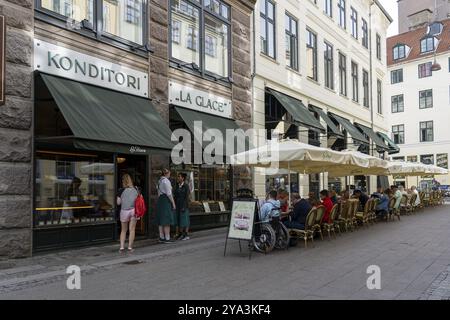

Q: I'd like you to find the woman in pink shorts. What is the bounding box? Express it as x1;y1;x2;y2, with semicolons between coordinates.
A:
117;174;139;253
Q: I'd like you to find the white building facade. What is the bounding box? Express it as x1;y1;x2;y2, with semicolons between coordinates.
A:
251;0;394;198
387;19;450;188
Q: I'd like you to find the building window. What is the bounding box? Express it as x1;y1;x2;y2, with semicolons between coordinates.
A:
376;34;381;60
407;155;418;163
419;89;433;109
324;42;334;89
436;153;448;169
362;69;369;108
362;18;368;49
350;7;358;39
420;37;435;53
392;125;404;144
351;61;358;102
420;154;434;165
324;0;332;17
39;0;146;45
307;29;318;81
260;0;276;59
170;0;231;79
418;62;432;78
285;13;298;70
339;53;347;96
377;79;382;114
420;121;434;142
172;20;181;43
391;94;404;113
338;0;346;29
391;69;403;84
393;44;406;60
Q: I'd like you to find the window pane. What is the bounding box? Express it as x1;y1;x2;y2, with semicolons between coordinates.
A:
171;0;200;66
102;0;143;44
205;14;229;77
267;1;274;20
42;0;94;22
267;22;275;57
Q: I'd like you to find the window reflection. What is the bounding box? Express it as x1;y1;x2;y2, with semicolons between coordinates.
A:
35;152;115;227
103;0;143;44
205;15;228;77
41;0;93;22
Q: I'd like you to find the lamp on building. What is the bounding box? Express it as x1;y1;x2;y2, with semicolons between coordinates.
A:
431;54;442;71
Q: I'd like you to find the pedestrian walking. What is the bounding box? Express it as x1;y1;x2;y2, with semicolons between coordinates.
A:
174;173;191;241
117;174;139;253
156;169;176;243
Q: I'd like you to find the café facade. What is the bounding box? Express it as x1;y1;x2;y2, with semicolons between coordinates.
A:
0;0;256;257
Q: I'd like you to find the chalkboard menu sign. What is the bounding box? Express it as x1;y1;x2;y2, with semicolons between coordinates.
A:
437;153;448;169
0;15;5;106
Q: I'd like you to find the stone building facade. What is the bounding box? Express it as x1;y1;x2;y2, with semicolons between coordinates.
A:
0;0;255;258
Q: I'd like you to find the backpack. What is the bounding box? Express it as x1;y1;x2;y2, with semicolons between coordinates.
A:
134;188;147;218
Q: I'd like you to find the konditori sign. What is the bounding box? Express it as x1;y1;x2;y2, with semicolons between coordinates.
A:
34;39;148;98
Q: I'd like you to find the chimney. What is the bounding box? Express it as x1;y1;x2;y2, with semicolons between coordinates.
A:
407;9;433;31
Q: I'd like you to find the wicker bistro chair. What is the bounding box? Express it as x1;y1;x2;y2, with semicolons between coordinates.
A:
409;194;418;213
388;197;401;221
399;195;409;215
348;199;359;231
288;208;317;248
336;201;349;232
356;199;372;228
313;205;326;240
322;204;340;240
370;198;379;223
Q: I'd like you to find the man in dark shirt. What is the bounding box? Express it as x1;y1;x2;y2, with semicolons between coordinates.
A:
283;193;312;230
353;189;369;211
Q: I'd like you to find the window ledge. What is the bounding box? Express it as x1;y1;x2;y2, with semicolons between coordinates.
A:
286;66;302;76
260;53;279;65
306;77;320;86
351;99;360;106
324;86;336;94
339;93;349;99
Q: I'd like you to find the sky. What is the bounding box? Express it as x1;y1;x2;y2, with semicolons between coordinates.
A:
378;0;399;37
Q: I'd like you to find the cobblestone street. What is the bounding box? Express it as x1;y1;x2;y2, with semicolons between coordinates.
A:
0;204;450;300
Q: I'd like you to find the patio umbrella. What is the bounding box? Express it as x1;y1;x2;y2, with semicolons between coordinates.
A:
327;150;390;177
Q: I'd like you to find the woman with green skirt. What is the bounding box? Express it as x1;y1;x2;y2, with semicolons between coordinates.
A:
174;173;191;240
156;169;175;243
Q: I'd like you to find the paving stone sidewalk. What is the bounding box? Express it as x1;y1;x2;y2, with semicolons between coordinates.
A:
0;205;450;300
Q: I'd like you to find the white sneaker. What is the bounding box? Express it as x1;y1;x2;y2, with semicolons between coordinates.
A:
181;236;190;241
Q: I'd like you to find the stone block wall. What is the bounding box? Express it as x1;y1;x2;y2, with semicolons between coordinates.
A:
0;0;34;258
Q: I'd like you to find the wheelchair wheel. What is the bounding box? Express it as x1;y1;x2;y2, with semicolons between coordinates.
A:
274;223;290;250
252;223;276;253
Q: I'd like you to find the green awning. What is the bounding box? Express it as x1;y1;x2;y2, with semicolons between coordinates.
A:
328;113;369;144
377;132;400;155
355;123;389;151
174;106;251;156
267;88;326;133
40;73;174;154
309;105;344;137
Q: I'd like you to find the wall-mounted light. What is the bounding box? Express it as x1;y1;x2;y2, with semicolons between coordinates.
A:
117;157;126;164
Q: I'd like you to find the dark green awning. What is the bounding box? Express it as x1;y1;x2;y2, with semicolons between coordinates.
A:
267;88;326;133
309;105;343;137
328;113;369;144
377;132;400;155
354;123;389;151
174;106;251;156
40;73;174;154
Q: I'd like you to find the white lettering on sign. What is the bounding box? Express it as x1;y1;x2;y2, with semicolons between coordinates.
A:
34;40;148;98
168;81;232;119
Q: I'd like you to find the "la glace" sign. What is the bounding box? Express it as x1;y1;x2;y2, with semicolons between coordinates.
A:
169;81;232;119
34;40;148;98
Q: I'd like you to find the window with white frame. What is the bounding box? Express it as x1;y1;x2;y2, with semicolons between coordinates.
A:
392;125;404;144
420;121;434;142
338;0;346;29
285;13;298;70
339;52;347;96
391;94;404;113
377;79;382;114
418;62;432;78
324;0;332;17
260;0;276;59
351;61;358;102
391;69;403;84
350;7;358;39
307;29;318;81
324;42;334;89
363;69;369;108
362;18;368;49
419;89;433;109
393;44;406;60
420;37;435;53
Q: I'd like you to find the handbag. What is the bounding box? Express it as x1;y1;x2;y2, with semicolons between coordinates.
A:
134;187;147;218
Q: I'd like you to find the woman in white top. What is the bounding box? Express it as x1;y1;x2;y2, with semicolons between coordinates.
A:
156;169;176;243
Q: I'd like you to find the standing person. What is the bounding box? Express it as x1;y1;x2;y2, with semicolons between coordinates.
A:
117;174;139;253
320;190;334;224
174;173;191;241
156;169;176;243
411;186;421;206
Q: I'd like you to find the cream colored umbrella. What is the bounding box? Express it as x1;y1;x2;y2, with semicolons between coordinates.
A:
327;150;390;177
388;161;431;176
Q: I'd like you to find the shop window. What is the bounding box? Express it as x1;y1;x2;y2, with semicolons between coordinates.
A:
37;0;147;47
34;152;115;227
170;0;231;81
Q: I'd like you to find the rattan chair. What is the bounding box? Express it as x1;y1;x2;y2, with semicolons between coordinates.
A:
288;208;317;248
313;205;326;240
356;199;372;228
322;204;339;240
388;197;401;221
347;199;359;231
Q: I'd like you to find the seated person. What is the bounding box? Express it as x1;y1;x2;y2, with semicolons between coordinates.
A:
259;190;281;223
353;189;369;211
375;189;390;217
307;192;321;207
371;187;384;199
330;189;338;205
277;189;289;212
283;193;312;230
320;190;334;224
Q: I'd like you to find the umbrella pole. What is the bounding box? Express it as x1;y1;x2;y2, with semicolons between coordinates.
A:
288;162;291;207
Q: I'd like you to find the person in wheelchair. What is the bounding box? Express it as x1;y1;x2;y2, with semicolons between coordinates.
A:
259;190;281;223
283;193;312;230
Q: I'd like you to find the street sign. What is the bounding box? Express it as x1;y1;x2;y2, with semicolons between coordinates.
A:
0;15;5;106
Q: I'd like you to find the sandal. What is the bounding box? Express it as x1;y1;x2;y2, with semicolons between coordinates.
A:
119;248;125;253
128;248;134;253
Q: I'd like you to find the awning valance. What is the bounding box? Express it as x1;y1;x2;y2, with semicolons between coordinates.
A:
354;123;389;151
377;132;401;155
267;88;326;133
328;113;369;144
40;73;174;154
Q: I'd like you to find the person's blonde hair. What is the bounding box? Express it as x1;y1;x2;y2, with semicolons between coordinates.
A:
122;174;134;188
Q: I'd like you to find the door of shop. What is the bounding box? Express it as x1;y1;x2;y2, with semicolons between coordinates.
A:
117;154;148;237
